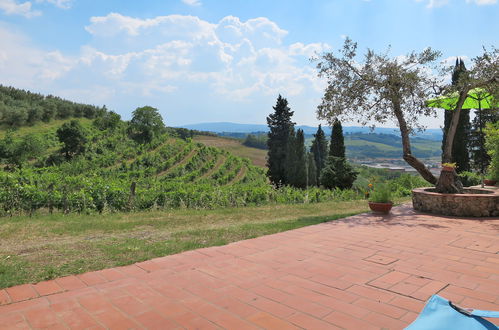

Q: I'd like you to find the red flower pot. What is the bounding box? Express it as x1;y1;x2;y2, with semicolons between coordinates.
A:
442;166;455;172
368;202;393;214
483;179;497;186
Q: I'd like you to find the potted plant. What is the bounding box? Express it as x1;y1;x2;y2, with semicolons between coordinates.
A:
368;183;393;213
483;169;498;186
441;162;457;172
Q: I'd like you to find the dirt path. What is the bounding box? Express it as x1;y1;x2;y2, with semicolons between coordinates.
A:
155;149;198;178
195;155;227;181
227;166;246;185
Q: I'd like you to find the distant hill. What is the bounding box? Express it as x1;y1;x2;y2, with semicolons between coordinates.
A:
178;122;443;141
344;133;441;160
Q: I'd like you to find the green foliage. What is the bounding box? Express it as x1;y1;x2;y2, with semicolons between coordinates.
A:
320;156;357;190
485;121;499;180
329;119;345;158
368;183;393;203
310;124;327;185
93;110;121;131
354;166;429;197
0;132;44;168
243;134;267;149
307;152;317;187
266;95;295;185
0;85;104;128
128;106;165;144
57;120;87;160
458;171;482;187
470;109;499;173
286;129;307;188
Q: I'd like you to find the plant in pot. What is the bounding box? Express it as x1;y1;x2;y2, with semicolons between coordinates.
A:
483;167;498;186
368;183;394;213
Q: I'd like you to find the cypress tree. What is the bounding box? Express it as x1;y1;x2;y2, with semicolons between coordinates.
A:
310;124;328;185
307;152;317;187
321;119;357;189
294;129;308;188
266;95;295;185
329;119;346;158
285;127;297;184
286;129;307;188
442;58;471;173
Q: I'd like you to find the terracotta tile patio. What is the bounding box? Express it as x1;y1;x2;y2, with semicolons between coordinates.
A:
1;204;498;329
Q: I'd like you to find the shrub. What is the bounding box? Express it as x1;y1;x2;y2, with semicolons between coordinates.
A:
369;183;393;203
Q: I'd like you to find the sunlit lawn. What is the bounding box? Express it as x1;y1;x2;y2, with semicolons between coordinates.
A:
0;200;386;288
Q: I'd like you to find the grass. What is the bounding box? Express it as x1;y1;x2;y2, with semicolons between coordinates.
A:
0;200;371;288
194;135;267;168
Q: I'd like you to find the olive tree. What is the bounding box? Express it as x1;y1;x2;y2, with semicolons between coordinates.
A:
314;39;498;193
314;38;441;185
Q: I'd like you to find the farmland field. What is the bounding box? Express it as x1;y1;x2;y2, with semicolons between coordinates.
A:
194;134;267;168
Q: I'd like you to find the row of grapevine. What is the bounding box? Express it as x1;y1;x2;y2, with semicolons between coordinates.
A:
0;168;365;216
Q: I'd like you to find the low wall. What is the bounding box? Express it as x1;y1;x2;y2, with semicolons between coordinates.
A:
412;187;499;217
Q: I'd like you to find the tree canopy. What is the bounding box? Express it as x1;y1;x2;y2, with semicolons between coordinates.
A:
310;124;327;185
266;95;295;185
329;119;346;158
129;106;165;144
56;120;87;160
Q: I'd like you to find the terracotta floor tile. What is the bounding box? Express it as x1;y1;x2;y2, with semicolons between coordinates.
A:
33;280;64;297
247;311;300;330
57;307;100;329
134;310;180;329
23;306;59;329
287;312;341;330
1;204;498;328
5;285;38;303
55;275;87;291
77;272;107;286
0;290;11;306
323;311;380;330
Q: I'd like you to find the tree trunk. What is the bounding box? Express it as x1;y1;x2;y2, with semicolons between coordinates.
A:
436;89;469;193
392;102;438;185
435;169;462;193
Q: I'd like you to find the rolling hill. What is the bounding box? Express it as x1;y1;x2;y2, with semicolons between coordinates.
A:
180;122;444;141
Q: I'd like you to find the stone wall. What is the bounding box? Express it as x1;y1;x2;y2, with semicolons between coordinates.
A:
412;188;499;217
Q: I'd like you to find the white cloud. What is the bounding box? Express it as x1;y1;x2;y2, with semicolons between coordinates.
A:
182;0;201;6
0;0;40;17
466;0;497;4
37;0;72;9
1;14;332;124
417;0;497;7
85;13;215;41
0;26;73;86
416;0;449;8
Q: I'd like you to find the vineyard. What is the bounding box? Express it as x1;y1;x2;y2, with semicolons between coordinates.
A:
0;86;431;217
0;118;367;216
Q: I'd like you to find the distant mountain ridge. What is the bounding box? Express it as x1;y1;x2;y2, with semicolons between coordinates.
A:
179;122;443;141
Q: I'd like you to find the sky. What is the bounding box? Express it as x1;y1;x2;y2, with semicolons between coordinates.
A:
0;0;497;129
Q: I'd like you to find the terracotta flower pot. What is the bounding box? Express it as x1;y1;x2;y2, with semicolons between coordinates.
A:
368;201;393;214
483;179;497;186
442;166;455;172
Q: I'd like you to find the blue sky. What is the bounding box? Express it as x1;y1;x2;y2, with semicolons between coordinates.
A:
0;0;497;128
